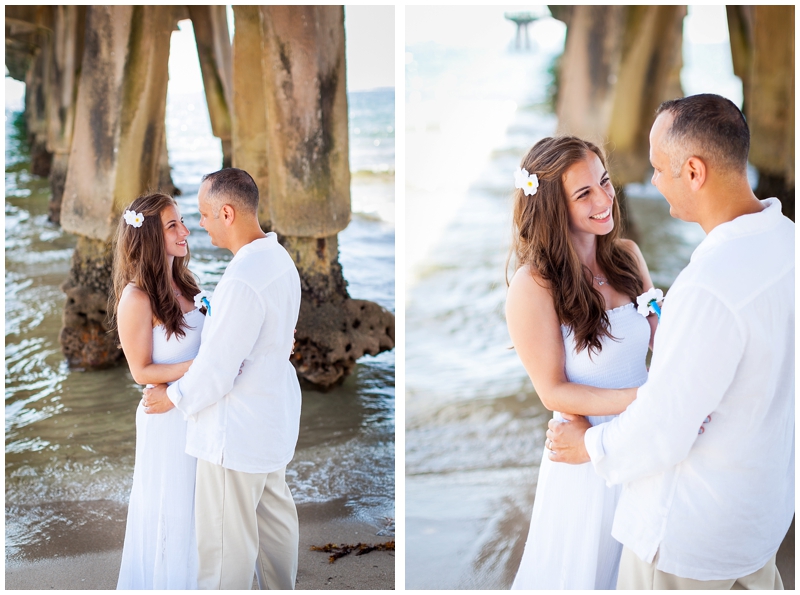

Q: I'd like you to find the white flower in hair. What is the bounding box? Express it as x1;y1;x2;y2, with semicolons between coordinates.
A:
514;168;539;196
123;209;145;228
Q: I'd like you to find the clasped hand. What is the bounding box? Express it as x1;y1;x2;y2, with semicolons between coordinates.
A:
141;384;174;414
140;361;247;414
545;413;592;464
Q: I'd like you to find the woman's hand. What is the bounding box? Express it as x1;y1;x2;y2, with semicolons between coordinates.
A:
141;384;175;414
546;413;592;464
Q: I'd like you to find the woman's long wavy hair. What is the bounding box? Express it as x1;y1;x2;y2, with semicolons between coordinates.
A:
508;136;643;355
110;193;201;340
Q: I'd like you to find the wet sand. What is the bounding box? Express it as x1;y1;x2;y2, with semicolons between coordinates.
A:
5;500;394;590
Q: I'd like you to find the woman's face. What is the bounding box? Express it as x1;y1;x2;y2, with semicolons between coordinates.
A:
161;204;190;259
562;152;615;240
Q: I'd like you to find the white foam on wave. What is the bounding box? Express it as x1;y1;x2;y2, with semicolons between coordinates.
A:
287;438;394;511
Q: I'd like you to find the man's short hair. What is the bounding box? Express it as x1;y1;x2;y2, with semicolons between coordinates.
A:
655;93;750;177
201;168;259;216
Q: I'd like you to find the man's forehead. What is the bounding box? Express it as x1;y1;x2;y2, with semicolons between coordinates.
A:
652;111;674;136
197;182;213;204
650;112;673;152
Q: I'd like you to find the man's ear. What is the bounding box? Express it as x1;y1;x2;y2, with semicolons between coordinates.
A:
220;204;236;225
685;156;707;191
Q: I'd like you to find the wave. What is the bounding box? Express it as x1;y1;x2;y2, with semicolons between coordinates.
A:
351;168;395;178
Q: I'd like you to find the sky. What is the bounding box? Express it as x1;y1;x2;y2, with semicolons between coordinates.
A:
406;5;563;52
344;5;395;91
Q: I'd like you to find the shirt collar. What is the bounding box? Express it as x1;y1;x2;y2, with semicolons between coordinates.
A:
691;197;783;263
230;232;278;265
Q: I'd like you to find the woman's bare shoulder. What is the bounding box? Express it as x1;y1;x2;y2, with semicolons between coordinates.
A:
507;264;553;309
616;238;653;287
118;283;152;318
616;238;644;259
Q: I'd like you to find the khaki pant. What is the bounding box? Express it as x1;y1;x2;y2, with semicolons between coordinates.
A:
195;459;299;590
618;546;783;590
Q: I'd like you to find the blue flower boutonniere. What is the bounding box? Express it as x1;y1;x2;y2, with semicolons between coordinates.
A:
194;290;212;316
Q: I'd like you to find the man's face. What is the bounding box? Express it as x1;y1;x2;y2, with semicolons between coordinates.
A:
197;181;226;249
649;112;694;222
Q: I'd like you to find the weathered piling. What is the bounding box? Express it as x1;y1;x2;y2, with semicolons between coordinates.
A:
552;5;686;238
231;6;270;229
188;5;233;169
258;6;394;385
727;5;795;220
59;5;177;367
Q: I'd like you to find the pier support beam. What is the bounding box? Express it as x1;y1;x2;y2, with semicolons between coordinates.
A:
727;5;794;221
5;7;56;178
60;237;120;368
231;6;270;230
189;5;233;169
21;18;53;178
282;235;395;385
59;5;177;368
259;5;394;385
45;5;85;224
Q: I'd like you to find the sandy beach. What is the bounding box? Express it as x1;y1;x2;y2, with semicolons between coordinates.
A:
5;499;394;590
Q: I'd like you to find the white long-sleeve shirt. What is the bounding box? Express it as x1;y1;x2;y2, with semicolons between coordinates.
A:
167;233;302;474
584;198;794;581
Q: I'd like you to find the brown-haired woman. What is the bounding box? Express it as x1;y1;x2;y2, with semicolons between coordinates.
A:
505;137;658;589
112;193;204;589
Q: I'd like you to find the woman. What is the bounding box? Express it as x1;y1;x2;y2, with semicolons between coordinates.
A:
111;193;205;589
505;137;658;589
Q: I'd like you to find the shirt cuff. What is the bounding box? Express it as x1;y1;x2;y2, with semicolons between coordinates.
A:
585;424;606;465
166;382;189;420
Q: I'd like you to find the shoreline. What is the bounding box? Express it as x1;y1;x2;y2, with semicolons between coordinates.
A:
5;499;394;590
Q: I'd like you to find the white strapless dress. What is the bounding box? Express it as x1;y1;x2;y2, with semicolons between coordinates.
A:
117;309;204;590
511;302;650;590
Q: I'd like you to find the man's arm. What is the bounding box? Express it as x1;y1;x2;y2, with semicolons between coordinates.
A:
152;279;265;418
584;285;744;484
548;285;744;481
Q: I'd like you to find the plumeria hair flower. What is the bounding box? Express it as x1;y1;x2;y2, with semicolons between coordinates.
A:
123;209;145;228
636;287;664;321
514;168;539;196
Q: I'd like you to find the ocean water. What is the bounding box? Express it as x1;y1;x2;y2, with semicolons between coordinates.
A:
404;13;742;589
5;86;395;561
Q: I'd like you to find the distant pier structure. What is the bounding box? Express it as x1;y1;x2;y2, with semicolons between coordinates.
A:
505;11;538;50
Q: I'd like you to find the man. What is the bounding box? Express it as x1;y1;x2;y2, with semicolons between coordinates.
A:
547;94;794;589
143;168;302;590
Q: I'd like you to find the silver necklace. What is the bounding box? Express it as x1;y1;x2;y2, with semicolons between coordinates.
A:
593;275;607;286
173;287;182;298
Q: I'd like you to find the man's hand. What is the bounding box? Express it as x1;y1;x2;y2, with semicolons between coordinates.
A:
546;413;592;464
142;383;175;414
